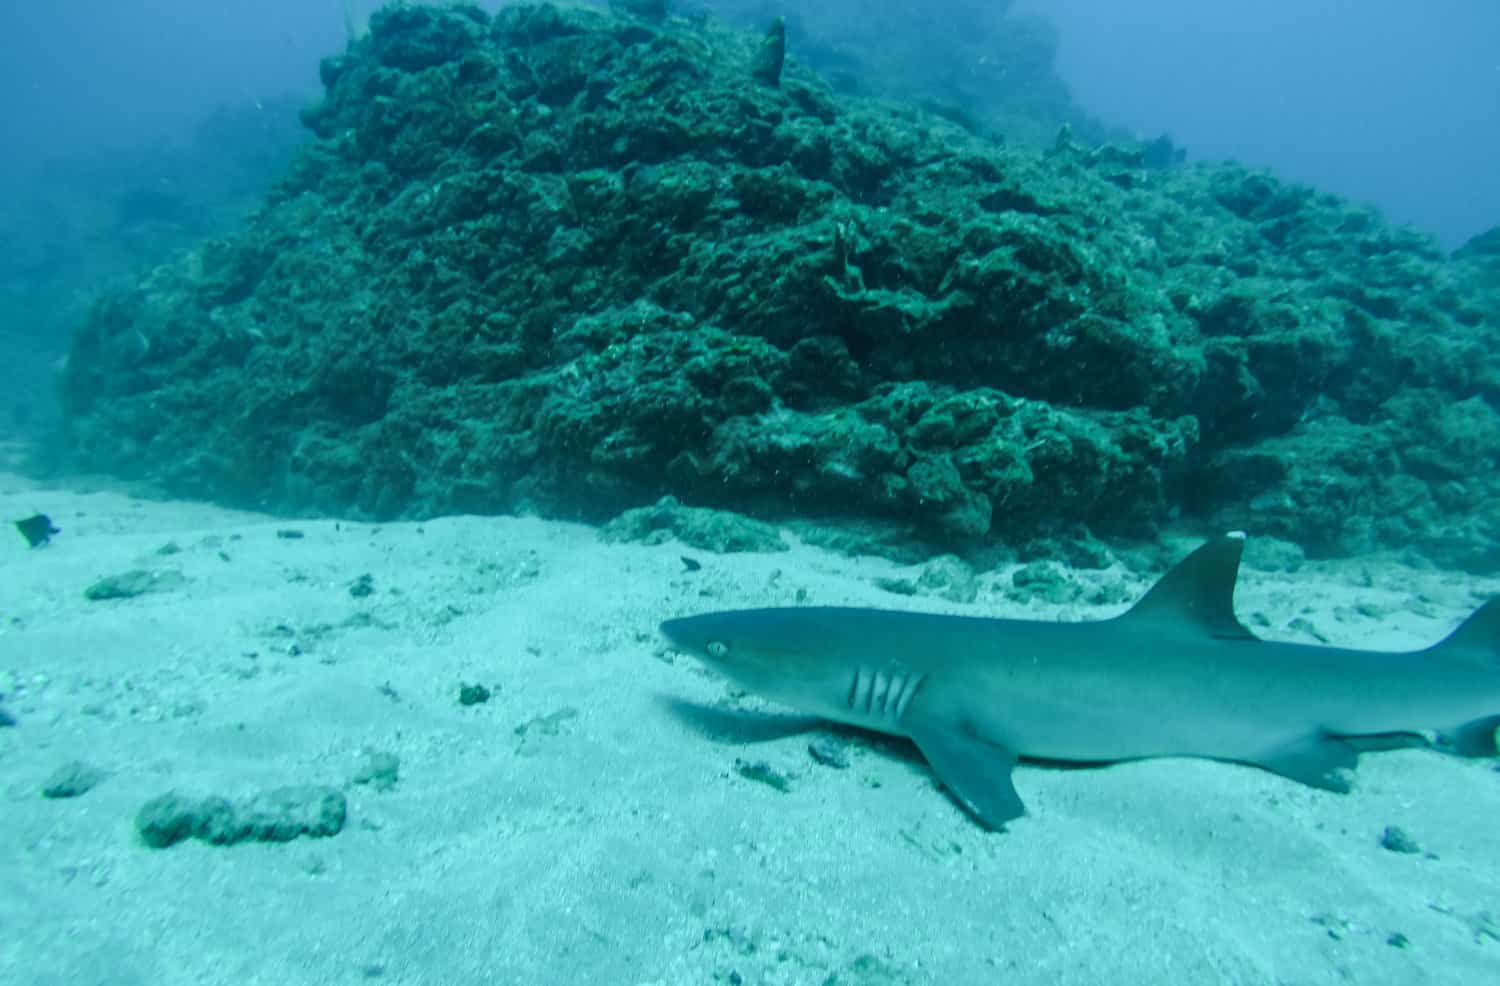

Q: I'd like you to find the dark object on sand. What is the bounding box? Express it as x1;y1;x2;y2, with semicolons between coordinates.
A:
1379;825;1422;855
458;682;492;706
751;18;786;87
15;514;60;547
83;569;186;601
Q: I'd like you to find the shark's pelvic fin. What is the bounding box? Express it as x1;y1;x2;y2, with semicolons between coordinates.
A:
1248;732;1359;792
1441;715;1500;757
906;721;1024;829
1120;531;1258;641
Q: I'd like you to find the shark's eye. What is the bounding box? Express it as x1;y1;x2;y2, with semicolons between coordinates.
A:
706;640;729;659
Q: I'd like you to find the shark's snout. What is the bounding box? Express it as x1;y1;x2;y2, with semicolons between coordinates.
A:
659;615;704;653
660;613;737;664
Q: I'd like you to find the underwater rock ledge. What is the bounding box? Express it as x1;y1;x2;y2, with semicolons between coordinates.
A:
56;2;1500;570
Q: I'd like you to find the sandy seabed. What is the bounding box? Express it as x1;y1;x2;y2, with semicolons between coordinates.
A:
1;467;1496;985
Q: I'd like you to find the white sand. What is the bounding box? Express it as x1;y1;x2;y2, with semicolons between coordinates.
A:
1;470;1496;985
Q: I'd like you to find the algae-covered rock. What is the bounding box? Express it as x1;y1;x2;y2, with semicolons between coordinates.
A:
601;496;788;554
136;786;347;849
56;2;1500;568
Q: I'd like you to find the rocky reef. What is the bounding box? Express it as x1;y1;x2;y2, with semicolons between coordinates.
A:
0;98;308;440
57;3;1500;569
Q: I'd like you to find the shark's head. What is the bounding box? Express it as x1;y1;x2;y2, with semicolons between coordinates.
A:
660;608;856;713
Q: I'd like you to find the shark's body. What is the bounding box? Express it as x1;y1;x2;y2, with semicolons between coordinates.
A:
660;533;1500;828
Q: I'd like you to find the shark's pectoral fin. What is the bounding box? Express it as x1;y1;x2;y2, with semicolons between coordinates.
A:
907;723;1024;830
1247;733;1358;793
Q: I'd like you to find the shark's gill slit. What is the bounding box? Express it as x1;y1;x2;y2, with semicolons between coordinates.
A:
851;668;871;714
849;668;873;713
893;672;925;721
847;667;926;723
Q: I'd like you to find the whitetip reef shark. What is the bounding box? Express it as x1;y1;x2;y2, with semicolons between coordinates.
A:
660;533;1500;829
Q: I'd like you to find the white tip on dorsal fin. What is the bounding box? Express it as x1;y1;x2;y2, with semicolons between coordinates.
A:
1121;532;1258;640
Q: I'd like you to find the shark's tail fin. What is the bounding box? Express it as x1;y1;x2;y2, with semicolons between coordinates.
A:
1429;597;1500;667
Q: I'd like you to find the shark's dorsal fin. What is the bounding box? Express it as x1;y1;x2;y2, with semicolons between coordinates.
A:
1428;597;1500;667
1119;532;1257;640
